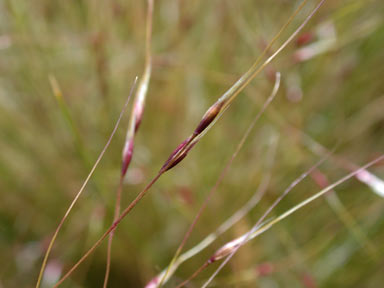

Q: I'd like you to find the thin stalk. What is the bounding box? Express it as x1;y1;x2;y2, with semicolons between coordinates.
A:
174;222;270;288
310;169;378;259
35;77;138;288
48;75;106;200
201;154;384;288
176;151;330;288
103;1;154;286
103;177;123;288
247;88;382;186
176;262;210;288
296;129;384;198
147;133;278;288
49;75;89;166
242;97;384;199
53;172;162;288
156;73;281;287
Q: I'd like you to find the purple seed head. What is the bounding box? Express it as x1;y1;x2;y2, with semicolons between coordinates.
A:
159;100;225;173
121;138;134;177
161;137;193;172
164;150;188;172
194;100;224;136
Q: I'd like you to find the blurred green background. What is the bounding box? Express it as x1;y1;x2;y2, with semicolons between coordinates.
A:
0;0;384;287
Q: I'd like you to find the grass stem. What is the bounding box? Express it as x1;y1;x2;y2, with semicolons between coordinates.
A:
35;77;138;288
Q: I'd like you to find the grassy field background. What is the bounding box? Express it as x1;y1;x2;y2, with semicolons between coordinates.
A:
0;0;384;287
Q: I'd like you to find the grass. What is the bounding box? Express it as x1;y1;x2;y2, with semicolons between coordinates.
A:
1;0;384;287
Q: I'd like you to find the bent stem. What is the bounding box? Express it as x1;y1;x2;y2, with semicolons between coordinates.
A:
35;77;138;288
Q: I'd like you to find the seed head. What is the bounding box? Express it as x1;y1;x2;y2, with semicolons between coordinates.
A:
194;100;224;136
161;137;194;172
210;235;246;262
160;100;225;173
121;138;134;177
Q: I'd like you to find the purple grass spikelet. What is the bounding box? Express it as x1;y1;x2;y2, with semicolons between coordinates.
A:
160;137;192;172
194;100;224;136
160;100;225;173
121;138;134;177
